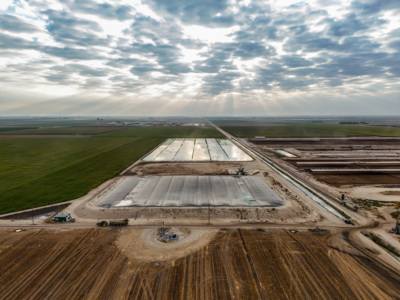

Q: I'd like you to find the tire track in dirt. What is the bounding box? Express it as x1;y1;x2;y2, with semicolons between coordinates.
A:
101;257;128;300
1;228;400;299
238;229;266;300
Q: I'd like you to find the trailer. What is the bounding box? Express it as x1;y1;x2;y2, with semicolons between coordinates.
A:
109;219;129;227
53;213;71;223
97;219;129;227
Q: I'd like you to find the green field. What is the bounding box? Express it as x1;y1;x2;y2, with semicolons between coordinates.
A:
0;127;37;132
0;118;99;128
221;124;400;138
0;126;129;135
99;126;224;138
0;125;222;214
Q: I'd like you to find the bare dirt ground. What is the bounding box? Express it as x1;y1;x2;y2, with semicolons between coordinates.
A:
380;190;400;195
252;140;400;203
1;228;399;300
116;227;218;262
126;161;260;176
251;137;400;146
344;186;400;201
317;174;400;186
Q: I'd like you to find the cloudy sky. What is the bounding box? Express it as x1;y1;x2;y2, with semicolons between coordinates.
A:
0;0;399;116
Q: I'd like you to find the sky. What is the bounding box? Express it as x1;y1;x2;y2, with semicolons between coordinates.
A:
0;0;399;116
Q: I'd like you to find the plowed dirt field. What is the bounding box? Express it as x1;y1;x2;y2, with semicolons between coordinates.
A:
0;228;399;300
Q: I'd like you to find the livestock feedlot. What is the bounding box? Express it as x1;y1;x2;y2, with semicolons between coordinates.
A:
1;118;400;300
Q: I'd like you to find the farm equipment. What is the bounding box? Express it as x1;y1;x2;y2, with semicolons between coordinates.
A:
96;219;129;227
110;219;129;226
97;220;108;227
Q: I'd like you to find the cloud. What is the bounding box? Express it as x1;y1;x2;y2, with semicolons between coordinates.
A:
201;70;241;95
148;0;234;27
124;43;192;76
326;14;368;37
129;61;159;75
70;0;133;21
0;14;40;33
43;9;109;47
281;55;314;68
0;32;35;49
0;0;399;115
42;46;100;60
351;0;400;16
389;40;400;50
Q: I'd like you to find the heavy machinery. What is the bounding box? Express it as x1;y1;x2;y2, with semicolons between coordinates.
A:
96;219;129;227
237;166;246;175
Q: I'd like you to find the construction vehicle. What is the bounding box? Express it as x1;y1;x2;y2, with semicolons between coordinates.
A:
96;219;129;227
237;166;246;175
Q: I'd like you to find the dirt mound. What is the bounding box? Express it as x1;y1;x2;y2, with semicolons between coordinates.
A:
380;190;400;196
116;227;218;262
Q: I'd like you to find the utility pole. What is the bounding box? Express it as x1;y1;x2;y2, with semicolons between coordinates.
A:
208;202;211;225
31;203;34;225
